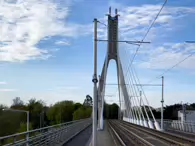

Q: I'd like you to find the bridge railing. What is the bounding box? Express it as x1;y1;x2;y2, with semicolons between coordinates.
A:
0;118;91;146
156;119;195;133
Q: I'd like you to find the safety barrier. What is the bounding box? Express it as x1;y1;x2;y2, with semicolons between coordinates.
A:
158;119;195;133
123;117;195;133
0;118;91;146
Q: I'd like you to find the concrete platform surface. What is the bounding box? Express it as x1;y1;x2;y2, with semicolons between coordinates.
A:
97;120;116;146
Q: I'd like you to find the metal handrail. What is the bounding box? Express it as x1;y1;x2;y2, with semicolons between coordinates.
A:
0;118;87;140
0;118;91;146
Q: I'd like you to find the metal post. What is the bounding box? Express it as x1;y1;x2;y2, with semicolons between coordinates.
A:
139;91;142;106
161;76;164;130
42;111;44;127
92;18;98;146
26;111;29;146
40;113;41;128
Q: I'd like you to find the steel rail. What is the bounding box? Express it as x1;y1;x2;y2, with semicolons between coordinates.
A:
109;120;154;146
119;120;195;146
107;121;126;146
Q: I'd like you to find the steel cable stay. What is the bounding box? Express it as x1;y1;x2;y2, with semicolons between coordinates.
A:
121;46;160;129
120;46;137;120
124;60;143;124
128;68;147;125
112;43;132;119
119;45;155;125
105;2;168;129
131;64;162;129
122;44;157;127
120;46;135;120
118;45;135;121
117;2;168;124
120;46;143;124
123;48;150;126
129;67;149;123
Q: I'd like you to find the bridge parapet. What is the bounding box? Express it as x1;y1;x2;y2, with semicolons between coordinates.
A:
156;119;195;133
0;118;91;146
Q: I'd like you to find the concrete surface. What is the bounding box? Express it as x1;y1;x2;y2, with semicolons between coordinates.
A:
97;120;115;146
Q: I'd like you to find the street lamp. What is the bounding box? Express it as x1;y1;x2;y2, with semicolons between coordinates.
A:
92;18;98;146
3;108;29;145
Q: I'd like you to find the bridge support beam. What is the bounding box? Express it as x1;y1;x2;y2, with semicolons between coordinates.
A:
97;8;132;131
154;121;161;131
148;121;154;129
143;120;149;128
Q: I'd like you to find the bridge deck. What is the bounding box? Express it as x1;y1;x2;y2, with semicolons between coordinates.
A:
97;120;116;146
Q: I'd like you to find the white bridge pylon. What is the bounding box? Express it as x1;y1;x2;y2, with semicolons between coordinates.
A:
97;7;161;131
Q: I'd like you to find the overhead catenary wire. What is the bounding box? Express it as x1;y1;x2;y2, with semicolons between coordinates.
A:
97;20;107;27
147;53;194;83
124;0;168;79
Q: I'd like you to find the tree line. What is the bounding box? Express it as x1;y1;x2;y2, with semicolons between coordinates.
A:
1;95;193;138
0;97;92;137
132;103;195;120
153;103;195;120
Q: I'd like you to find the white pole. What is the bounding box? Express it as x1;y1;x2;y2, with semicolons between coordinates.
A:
92;18;98;146
161;76;164;130
26;111;29;146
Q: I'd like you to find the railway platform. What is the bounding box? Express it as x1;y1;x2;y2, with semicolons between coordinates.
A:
97;120;116;146
88;120;116;146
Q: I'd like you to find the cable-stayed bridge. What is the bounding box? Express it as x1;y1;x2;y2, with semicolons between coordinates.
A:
1;6;195;146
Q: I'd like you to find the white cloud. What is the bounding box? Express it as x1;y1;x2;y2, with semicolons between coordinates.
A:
0;0;81;62
48;86;80;91
119;5;195;40
0;81;7;85
1;1;194;63
0;88;17;92
101;4;195;71
94;4;195;42
55;40;70;46
137;43;195;70
145;89;195;108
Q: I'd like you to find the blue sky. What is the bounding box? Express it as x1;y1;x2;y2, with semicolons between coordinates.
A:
0;0;195;108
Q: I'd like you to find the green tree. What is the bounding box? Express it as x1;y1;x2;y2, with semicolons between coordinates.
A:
74;103;82;111
0;110;22;137
11;97;25;109
103;103;119;119
47;100;75;124
27;99;45;129
17;122;33;133
0;98;27;137
73;107;92;120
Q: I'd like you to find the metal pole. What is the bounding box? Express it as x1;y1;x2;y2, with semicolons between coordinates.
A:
161;76;164;130
43;111;44;127
139;91;142;105
40;113;41;128
92;18;98;146
26;111;29;146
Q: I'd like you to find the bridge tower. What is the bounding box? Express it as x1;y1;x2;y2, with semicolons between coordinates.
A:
97;7;131;130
